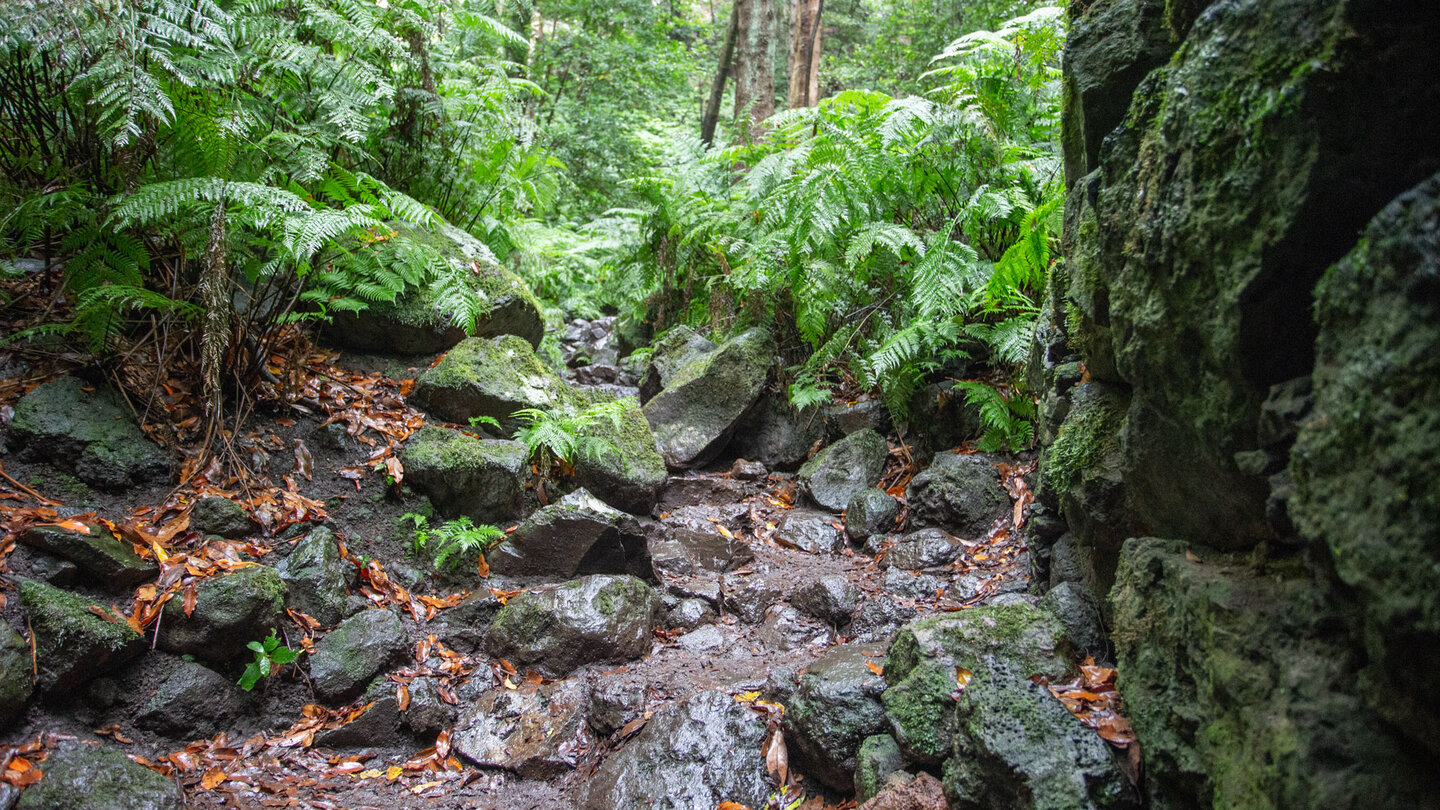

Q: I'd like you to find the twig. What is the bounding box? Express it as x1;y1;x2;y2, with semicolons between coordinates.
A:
0;461;62;506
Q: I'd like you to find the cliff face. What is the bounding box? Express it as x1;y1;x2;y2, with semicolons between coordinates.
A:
1035;0;1440;804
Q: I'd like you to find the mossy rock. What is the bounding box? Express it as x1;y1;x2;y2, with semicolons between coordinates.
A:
309;608;408;703
799;428;888;513
784;644;890;791
8;377;168;490
16;741;181;810
400;426;530;524
642;328;774;469
20;579;143;691
156;565;287;664
0;624;32;726
485;574;661;676
570;388;667;515
409;335;570;430
487;489;650;579
17;524;155;587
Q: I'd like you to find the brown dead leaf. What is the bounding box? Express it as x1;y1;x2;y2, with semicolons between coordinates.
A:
200;766;227;789
293;439;313;481
865;660;884;676
764;729;788;784
396;683;410;712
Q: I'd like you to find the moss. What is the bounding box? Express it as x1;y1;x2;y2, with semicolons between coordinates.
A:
1045;383;1128;496
404;426;528;472
21;579;139;652
881;662;958;763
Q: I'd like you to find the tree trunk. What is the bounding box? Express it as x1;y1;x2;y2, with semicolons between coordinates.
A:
700;5;740;146
786;0;822;108
732;0;776;143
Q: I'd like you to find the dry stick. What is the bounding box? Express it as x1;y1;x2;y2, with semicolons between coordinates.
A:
0;461;61;507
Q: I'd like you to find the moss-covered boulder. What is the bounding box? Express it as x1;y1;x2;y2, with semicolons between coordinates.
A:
400;426;530;524
1039;382;1132;586
485;574;661;676
408;334;570;430
570;388;667;515
905;452;1007;539
785;644;890;791
17;524;155;587
637;325;718;404
20;579;144;691
642;328;774;469
488;489;650;579
309;608;408;703
0;625;33;726
157;565;287;664
854;734;905;803
799;428;888;513
8;377;168;490
16;741;181;810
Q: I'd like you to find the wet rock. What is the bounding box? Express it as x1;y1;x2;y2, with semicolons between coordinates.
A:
730;394;825;471
731;459;767;480
799;429;888;512
8;377;169;490
0;625;32;726
847;488;900;538
157;565;287;665
15;741;181;810
758;604;827;651
486;575;662;676
906;381;983;457
850;597;919;643
400;426;529;525
454;678;590;778
657;475;749;511
409;335;570;430
858;771;947;810
905;453;1007;538
430;591;504;653
190;496;257;538
855;734;905;802
881;568;945;601
1040;581;1108;663
776;509;846;554
314;678;403;748
677;624;726;653
275;526;354;626
883;528;965;571
136;659;246;739
588;674;644;736
637;325;717;404
642;328;774;469
21;579;142;691
570;390;668;515
826;399;892;439
23;552;78;587
786;644;890;790
488;490;649;579
791;574;860;625
666;576;722;606
722;573;784;623
403;676;459;737
659;502;750;535
649;527;752;577
17;524;155;587
309;609;408;703
666;597;716;630
580;690;771;810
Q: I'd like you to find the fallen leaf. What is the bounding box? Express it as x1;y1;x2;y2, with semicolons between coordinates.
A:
200;766;227;789
396;683;410;712
865;660;884;676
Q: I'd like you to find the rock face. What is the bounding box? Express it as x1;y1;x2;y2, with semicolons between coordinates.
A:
905;453;1006;538
8;377;169;490
0;625;33;725
400;426;529;525
488;489;649;579
785;644;890;790
16;742;181;810
580;690;772;810
17;524;154;587
799;428;887;512
409;335;570;430
642;328;774;469
730;393;825;470
309;609;408;703
453;679;590;777
157;565;287;664
485;575;661;676
275;526;354;626
21;579;143;691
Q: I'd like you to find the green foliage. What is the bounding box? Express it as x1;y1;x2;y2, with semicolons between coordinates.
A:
238;629;300;691
954;380;1036;452
510;398;628;479
402;513;506;571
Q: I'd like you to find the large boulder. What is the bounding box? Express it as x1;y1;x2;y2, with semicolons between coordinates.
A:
0;625;32;726
309;609;408;703
16;524;154;587
786;644;890;790
408;335;569;430
400;426;529;525
8;377;168;490
637;325;718;404
580;690;772;810
569;389;668;515
20;579;143;691
453;678;590;778
16;742;181;810
136;659;248;739
485;575;661;676
799;428;888;512
488;489;649;579
730;393;826;471
642;328;774;469
275;526;355;626
156;565;287;664
905;453;1007;538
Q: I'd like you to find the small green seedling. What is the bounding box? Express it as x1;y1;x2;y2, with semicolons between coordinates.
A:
239;629;299;691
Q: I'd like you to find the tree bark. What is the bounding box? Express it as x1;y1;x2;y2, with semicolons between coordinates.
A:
732;0;776;143
700;4;740;146
786;0;822;108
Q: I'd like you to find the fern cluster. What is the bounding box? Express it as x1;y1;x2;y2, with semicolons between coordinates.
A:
511;398;629;480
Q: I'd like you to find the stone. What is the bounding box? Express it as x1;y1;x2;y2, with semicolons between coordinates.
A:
642;328;774;469
485;575;662;676
799;428;888;512
8;377;169;490
847;488;900;538
157;565;287;664
16;741;181;810
453;678;590;778
430;591;504;653
657;475;749;511
314;678;403;748
136;659;246;739
16;524;154;587
677;624;726;653
855;734;905;803
400;426;529;525
189;496;257;538
666;597;716;630
1042;382;1132;578
826;399;891;439
0;625;32;726
588;673;644;736
905;452;1007;538
905;381;982;456
791;574;860;625
858;771;947;810
569;389;668;515
1040;581;1108;663
488;489;649;579
409;334;570;430
881;568;945;601
775;509;846;554
649;527;753;577
402;676;458;737
309;609;408;703
275;526;354;626
730;394;825;471
850;597;919;643
21;579;143;691
731;458;767;480
722;573;784;624
785;644;890;790
757;604;826;651
883;528;965;571
580;690;771;810
637;325;718;404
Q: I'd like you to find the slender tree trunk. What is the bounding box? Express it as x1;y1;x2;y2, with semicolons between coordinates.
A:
700;5;740;146
732;0;776;143
786;0;822;108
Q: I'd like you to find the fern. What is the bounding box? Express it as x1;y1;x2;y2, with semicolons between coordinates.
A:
954;380;1036;452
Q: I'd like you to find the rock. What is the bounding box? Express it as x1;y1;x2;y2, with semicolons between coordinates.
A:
157;565;287;664
275;526;354;626
943;667;1134;810
649;527;752;577
855;734;906;803
881;568;945;601
799;428;887;512
730;394;825;470
314;679;404;748
847;488;900;538
1042;382;1132;574
666;597;716;630
786;644;890;790
400;426;529;525
666;576;722;606
580;690;771;810
791;574;860;625
659;502;749;535
0;625;32;726
402;676;459;737
15;741;181;810
758;604;827;651
136;659;246;739
570;390;668;515
453;678;590;778
485;575;661;676
588;674;644;736
677;624;727;653
189;497;257;538
858;771;947;810
642;328;774;469
488;490;649;579
883;528;965;571
637;325;717;404
905;452;1007;538
409;334;570;430
850;597;919;643
826;399;892;438
23;552;78;587
882;605;1072;763
21;579;143;691
775;509;846;554
309;609;407;703
16;524;154;587
657;475;749;511
722;573;784;623
429;591;503;653
8;377;169;490
1040;581;1108;662
731;459;767;480
906;381;982;456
